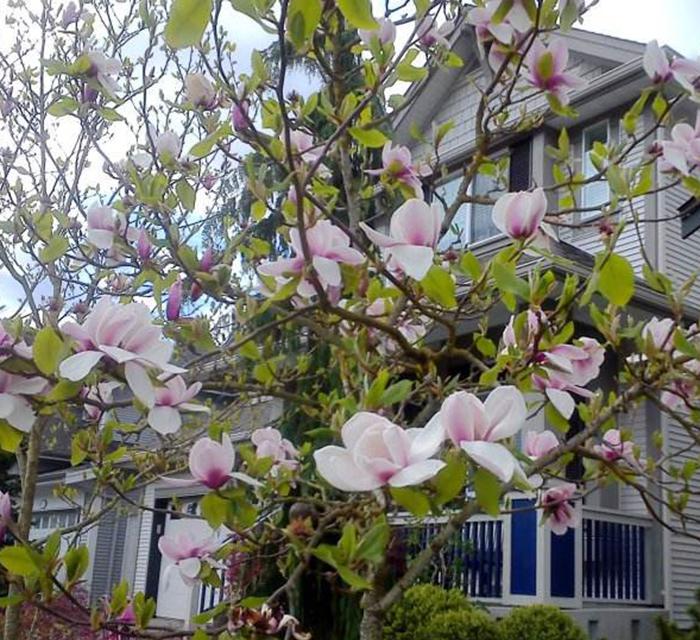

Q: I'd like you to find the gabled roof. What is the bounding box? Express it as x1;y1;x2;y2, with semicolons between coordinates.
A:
395;24;654;145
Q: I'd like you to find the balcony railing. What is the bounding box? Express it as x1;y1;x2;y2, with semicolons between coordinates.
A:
582;508;651;603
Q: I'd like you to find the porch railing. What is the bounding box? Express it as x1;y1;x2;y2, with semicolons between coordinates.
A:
395;515;504;599
582;508;652;603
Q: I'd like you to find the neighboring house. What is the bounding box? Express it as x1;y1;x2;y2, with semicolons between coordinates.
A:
24;25;700;640
389;23;700;640
27;396;283;624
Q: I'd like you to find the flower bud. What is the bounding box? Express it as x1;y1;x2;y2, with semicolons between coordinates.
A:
166;280;183;321
200;247;215;272
136;228;152;262
231;100;250;132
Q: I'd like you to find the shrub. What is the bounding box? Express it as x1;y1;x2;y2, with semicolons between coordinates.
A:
429;608;502;640
499;605;586;640
383;584;471;640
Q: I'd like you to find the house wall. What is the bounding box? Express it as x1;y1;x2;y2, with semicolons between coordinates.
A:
659;179;700;310
662;411;700;627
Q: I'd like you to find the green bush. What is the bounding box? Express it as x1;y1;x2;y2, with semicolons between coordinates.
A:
499;605;586;640
429;608;502;640
383;584;471;640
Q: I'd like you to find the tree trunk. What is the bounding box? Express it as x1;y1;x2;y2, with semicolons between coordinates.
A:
359;590;383;640
4;422;43;640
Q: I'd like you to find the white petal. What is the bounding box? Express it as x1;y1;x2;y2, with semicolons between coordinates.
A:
178;557;201;580
407;412;444;460
313;445;382;491
148;406;182;434
388;459;446;487
546;388;575;419
124;362;155;408
59;351;105;381
461;441;516;482
312;256;342;287
392;245;435;280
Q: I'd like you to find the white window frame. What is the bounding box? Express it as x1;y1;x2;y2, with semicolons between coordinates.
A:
580;119;611;219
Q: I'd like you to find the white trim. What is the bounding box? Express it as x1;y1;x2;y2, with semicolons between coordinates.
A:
580;118;611;218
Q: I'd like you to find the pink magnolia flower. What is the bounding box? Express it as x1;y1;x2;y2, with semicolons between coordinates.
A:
524;430;559;459
136;229;152;262
492;188;547;240
82;380;122;422
437;386;526;482
0;491;11;540
258;220;364;298
661;358;700;409
166;280;183;322
251;427;299;469
0;372;47;432
643;316;675;351
359;18;396;47
85;51;121;100
229;604;310;640
541;483;579;535
313;411;445;491
59;297;185;383
360;199;443;280
155;130;181;158
365;142;430;198
60;1;85;28
158;527;218;584
104;602;136;640
466;3;515;46
643;40;700;90
660;113;700;175
163;434;258;489
524;38;585;105
87;205;138;251
129;373;209;434
185;73;217;109
593;429;635;463
415;18;454;48
502;309;544;351
533;337;605;419
0;324;32;361
288;130;325;167
231;100;251;132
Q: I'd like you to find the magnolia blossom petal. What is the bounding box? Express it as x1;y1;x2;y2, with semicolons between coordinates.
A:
546;388;575;419
59;351;105;381
483;385;527;440
148;405;182;434
407;412;444;459
388;459;445;487
461;440;516;482
389;245;435;281
313;445;383;491
125;362;155;408
178;557;202;580
312;255;342;287
359;223;397;248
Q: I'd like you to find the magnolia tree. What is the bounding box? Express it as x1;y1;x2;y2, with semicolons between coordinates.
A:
1;0;700;638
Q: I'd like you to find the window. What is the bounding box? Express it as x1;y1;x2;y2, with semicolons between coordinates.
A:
436;162;508;248
581;120;610;216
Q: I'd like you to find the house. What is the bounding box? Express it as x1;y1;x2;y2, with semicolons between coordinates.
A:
24;22;700;640
388;21;700;640
27;396;283;624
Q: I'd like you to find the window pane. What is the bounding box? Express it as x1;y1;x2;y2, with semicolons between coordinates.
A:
582;122;609;214
471;170;504;244
435;177;468;249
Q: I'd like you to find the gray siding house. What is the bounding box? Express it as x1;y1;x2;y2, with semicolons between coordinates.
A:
26;24;700;640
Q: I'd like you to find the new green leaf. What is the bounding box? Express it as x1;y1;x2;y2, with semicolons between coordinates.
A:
164;0;212;49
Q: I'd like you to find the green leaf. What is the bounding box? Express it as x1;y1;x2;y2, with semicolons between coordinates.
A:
164;0;212;49
379;380;413;406
396;60;428;82
348;127;388;148
473;468;501;517
433;452;467;506
47;97;79;117
390;486;430;517
492;261;530;299
0;546;40;577
200;493;229;529
337;565;371;590
0;420;23;453
355;518;390;564
33;326;63;375
336;0;378;30
47;380;82;402
176;179;196;210
64;546;89;583
459;252;482;279
0;594;24;607
40;236;69;263
286;0;322;50
189;122;232;158
421;265;456;309
597;253;634;306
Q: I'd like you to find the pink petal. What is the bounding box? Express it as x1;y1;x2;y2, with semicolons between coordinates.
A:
483;385;527;441
388;459;445;487
148;405;182;434
461;440;516;482
389;244;435;281
125;362;155;408
59;351;105;381
313;445;383;491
